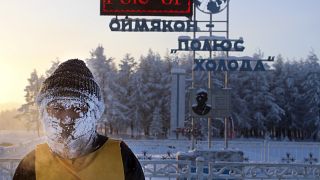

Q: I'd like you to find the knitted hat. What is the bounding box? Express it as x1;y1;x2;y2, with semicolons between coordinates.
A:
37;59;104;118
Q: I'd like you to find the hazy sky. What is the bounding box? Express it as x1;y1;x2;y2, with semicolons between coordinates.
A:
0;0;319;106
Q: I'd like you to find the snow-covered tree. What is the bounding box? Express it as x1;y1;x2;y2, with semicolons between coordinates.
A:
128;72;144;136
150;107;163;138
45;59;60;77
18;70;45;136
302;52;320;139
229;70;251;134
113;54;138;136
157;53;174;137
86;45;117;135
229;52;284;138
135;50;162;136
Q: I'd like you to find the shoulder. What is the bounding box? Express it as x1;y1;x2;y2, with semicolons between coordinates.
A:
13;150;36;180
118;140;145;180
92;135;145;179
106;138;134;158
119;140;131;151
108;138;134;159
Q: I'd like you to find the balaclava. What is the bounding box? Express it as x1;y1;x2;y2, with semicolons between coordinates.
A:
36;59;104;159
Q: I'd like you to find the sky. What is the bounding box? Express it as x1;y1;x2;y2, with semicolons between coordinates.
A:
0;0;319;108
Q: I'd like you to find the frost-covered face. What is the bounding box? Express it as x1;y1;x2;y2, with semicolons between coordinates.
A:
41;98;98;159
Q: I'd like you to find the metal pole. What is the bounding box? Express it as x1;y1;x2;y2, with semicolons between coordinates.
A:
208;13;213;149
191;2;197;150
224;117;228;149
224;0;230;150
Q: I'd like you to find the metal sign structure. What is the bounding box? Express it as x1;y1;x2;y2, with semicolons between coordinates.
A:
172;0;274;149
188;0;230;149
101;0;274;150
100;0;193;16
211;88;231;118
190;88;231;118
190;88;213;118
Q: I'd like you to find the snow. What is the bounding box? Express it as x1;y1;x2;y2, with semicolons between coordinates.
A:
212;56;263;61
39;98;99;159
178;36;191;40
37;89;105;120
198;35;226;41
196;88;208;94
150;107;163;137
0;131;39;145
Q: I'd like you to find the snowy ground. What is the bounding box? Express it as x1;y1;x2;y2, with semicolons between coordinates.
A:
0;130;39;145
1;131;319;164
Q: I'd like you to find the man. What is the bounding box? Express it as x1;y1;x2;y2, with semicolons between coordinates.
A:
13;59;145;180
192;88;211;116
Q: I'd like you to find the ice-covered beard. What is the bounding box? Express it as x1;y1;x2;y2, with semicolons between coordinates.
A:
41;99;98;159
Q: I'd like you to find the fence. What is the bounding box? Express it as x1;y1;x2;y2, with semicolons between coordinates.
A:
0;159;20;180
141;159;320;179
1;158;319;180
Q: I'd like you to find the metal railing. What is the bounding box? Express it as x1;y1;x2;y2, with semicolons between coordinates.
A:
141;159;320;179
0;159;20;180
0;157;320;179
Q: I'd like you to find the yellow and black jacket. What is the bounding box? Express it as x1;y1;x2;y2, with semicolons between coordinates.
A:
13;135;145;180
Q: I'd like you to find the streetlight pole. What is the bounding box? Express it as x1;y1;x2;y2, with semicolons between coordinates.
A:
208;13;213;149
224;0;230;150
191;1;197;150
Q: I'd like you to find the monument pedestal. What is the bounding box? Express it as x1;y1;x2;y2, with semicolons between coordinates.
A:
177;149;244;162
170;68;186;139
177;149;244;175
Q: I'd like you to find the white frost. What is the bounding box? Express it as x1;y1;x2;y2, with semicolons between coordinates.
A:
40;98;98;159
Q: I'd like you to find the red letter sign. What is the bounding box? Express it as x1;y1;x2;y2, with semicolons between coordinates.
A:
100;0;192;16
